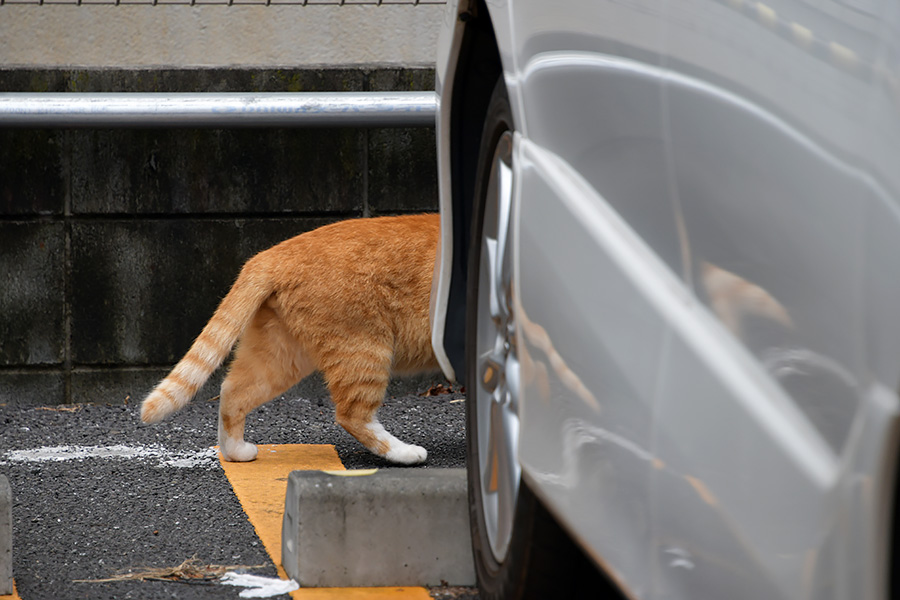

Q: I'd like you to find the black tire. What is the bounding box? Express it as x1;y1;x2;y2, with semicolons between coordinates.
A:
465;79;611;600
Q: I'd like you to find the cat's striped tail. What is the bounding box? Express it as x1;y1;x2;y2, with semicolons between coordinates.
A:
140;258;273;424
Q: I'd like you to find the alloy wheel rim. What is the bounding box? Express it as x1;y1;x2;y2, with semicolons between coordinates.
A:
475;131;521;563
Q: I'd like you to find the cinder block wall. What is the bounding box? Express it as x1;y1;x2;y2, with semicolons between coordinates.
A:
0;67;438;406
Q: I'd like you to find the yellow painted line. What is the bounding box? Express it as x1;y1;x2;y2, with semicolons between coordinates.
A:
220;444;431;600
0;581;20;600
219;444;343;577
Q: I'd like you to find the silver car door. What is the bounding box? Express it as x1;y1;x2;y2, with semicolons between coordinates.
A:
652;0;900;597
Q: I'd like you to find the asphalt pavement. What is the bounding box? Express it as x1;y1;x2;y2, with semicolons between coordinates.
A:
0;374;476;600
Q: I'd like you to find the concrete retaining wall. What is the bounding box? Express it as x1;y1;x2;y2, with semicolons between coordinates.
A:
0;67;438;406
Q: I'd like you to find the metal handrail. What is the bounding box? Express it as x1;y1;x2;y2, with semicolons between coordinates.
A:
0;91;437;128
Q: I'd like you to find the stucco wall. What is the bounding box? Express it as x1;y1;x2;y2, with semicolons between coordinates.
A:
0;2;445;68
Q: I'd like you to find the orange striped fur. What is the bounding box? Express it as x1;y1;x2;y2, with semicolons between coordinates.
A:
141;214;440;464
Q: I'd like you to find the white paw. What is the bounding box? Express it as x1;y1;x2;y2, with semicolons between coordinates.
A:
384;442;428;465
220;439;258;462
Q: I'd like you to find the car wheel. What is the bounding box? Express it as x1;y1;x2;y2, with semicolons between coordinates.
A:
465;79;607;600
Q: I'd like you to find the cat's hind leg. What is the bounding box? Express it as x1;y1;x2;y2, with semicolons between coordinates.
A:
218;304;314;462
324;357;427;465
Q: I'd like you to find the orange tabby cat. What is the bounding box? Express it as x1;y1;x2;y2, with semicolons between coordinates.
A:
141;213;440;465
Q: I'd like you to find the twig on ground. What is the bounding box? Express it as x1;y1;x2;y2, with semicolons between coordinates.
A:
73;555;267;584
34;405;84;413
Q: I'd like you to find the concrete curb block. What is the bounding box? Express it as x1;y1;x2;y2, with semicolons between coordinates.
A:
0;475;11;595
282;468;474;587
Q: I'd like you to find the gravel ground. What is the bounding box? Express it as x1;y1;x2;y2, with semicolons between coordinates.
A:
0;375;477;600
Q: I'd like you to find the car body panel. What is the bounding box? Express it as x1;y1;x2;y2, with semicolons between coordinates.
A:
431;0;900;598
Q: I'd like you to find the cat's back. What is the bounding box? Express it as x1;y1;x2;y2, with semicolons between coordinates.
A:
269;213;437;265
316;212;439;252
261;213;439;310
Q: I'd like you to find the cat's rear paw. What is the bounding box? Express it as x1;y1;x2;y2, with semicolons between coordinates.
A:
384;442;428;465
220;439;258;462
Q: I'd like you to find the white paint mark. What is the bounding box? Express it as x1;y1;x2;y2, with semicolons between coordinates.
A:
2;444;219;469
219;573;300;598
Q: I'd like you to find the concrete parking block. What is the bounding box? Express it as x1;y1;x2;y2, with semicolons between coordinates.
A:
0;475;12;595
282;468;475;588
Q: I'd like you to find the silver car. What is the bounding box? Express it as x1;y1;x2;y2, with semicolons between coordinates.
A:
428;0;900;599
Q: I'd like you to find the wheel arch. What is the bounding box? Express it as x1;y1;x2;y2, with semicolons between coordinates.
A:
438;0;504;383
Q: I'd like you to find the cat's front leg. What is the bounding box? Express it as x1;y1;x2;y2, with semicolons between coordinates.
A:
366;420;428;465
334;404;428;465
326;356;429;465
